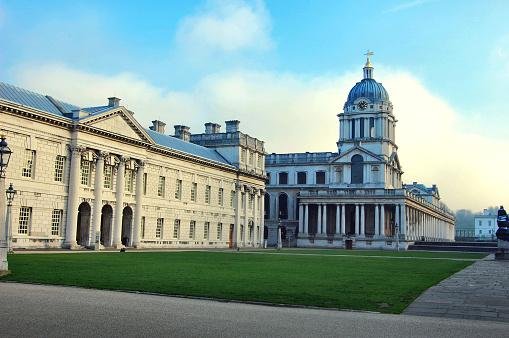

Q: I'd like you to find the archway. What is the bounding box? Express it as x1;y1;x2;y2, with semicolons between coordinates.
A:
100;204;113;246
121;206;133;246
351;154;364;184
264;193;270;219
76;202;91;246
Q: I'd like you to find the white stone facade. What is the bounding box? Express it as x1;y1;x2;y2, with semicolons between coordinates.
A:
0;84;266;250
474;211;497;241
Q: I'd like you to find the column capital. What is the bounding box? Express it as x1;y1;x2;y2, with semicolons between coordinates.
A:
69;145;86;155
95;151;108;161
119;155;129;163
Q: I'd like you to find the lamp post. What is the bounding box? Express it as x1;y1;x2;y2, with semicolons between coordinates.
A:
6;184;16;253
0;135;13;272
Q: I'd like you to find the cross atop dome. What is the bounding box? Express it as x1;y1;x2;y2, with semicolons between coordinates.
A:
363;50;374;79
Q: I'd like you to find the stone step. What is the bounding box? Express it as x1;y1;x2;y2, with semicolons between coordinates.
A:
413;241;497;247
408;244;496;253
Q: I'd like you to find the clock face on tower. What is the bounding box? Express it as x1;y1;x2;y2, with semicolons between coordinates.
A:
357;101;368;110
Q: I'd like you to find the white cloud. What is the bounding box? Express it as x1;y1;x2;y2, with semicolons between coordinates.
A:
176;0;272;54
12;64;509;211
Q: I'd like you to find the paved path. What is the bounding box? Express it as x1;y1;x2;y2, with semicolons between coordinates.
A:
404;255;509;322
1;283;508;338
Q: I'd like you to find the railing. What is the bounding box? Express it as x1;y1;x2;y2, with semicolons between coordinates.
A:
265;152;337;165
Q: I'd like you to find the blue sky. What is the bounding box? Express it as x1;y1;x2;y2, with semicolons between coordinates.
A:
0;0;508;210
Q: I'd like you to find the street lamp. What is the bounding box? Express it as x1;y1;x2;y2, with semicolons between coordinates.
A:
0;135;12;272
0;136;12;178
6;183;17;253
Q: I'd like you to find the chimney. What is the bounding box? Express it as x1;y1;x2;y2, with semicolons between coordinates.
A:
149;120;166;133
174;125;191;142
108;97;121;107
205;122;221;134
225;120;240;133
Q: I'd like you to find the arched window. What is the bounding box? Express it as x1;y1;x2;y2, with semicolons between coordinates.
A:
278;193;288;220
351;154;364;184
264;193;270;219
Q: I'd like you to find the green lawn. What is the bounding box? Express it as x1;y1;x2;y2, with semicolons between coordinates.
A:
1;250;485;314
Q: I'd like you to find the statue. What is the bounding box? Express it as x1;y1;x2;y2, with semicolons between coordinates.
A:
495;206;509;260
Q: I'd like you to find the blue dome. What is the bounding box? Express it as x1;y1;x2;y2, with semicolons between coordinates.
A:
346;78;389;105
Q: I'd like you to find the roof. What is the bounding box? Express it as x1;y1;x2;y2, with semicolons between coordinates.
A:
346;78;389;106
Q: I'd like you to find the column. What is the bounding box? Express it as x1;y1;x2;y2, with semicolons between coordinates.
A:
380;204;385;237
112;156;126;248
259;191;265;246
400;204;406;236
335;204;340;235
298;204;304;234
364;118;369;138
341;204;346;235
374;204;379;236
233;183;242;248
64;145;83;249
253;190;259;245
355;204;359;235
360;204;365;236
304;204;309;234
317;204;322;235
133;160;145;248
92;152;105;249
322;204;327;235
243;189;248;246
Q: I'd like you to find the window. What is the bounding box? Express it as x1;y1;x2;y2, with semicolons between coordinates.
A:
249;194;254;209
143;173;147;195
258;154;263;168
103;165;113;189
479;230;482;234
175;179;182;200
360;118;365;138
264;193;270;219
248;224;253;241
316;171;325;184
248;151;254;165
369;117;375;137
266;173;271;184
125;169;134;192
173;219;180;239
217;223;222;240
351;119;355;139
141;217;145;239
18;207;32;234
241;192;246;209
297;172;307;184
158;176;165;197
240;224;244;241
189;220;196;239
278;193;288;219
241;149;247;162
351;155;364;184
156;218;163;238
204;222;210;239
191;182;197;202
218;188;224;206
478;220;481;226
54;155;65;182
205;185;211;204
278;172;288;185
230;190;235;207
51;209;63;235
80;160;91;186
22;150;35;178
488;220;491;226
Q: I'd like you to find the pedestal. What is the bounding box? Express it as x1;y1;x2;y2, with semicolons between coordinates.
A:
495;240;509;260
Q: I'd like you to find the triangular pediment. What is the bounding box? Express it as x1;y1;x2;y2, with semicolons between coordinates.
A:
333;145;384;163
80;108;153;143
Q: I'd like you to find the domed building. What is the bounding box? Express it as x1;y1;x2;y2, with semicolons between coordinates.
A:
264;54;455;249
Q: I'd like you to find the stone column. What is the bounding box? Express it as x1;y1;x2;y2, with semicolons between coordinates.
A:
380;204;385;237
317;204;322;235
360;204;365;236
133;160;145;248
112;156;126;248
355;204;359;235
322;204;327;235
298;204;304;234
341;204;345;235
92;151;105;250
304;204;309;234
64;145;83;249
364;118;369;138
243;189;248;246
259;191;265;246
233;183;242;248
374;204;380;236
400;204;406;237
335;204;340;235
253;190;259;245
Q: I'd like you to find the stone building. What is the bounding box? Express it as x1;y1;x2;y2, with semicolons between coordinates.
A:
264;56;455;249
0;82;266;249
473;209;497;241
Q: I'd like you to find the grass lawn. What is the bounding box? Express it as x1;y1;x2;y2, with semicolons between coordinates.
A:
1;250;486;314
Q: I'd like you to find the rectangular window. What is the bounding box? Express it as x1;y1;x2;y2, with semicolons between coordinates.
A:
278;172;288;185
241;192;246;209
241;149;247;163
173;219;180;239
125;169;134;192
175;179;182;200
249;194;254;209
257;154;263;168
54;155;65;182
248;151;253;165
204;222;210;240
156;218;163;238
218;188;224;206
141;216;145;239
22;150;35;178
103;165;112;189
191;182;197;202
143;173;147;195
18;207;32;234
158;176;165;197
297;172;307;184
205;185;211;204
230;190;235;207
189;220;196;239
316;171;326;184
217;223;222;240
51;209;63;236
80;160;91;186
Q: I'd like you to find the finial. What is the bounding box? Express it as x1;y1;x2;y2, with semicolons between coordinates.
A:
363;50;374;79
364;50;374;68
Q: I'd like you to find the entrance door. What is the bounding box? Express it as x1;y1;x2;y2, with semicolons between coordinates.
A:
76;202;91;246
121;206;133;246
100;204;113;246
228;224;234;248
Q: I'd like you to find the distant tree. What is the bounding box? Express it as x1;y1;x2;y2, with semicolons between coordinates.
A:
455;209;474;228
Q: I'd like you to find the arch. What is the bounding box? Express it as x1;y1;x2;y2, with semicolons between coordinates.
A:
264;193;270;219
278;193;288;220
100;204;113;246
121;206;133;247
76;202;91;247
351;154;364;184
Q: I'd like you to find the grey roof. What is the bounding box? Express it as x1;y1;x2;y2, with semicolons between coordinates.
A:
81;106;111;115
146;129;232;166
0;81;79;117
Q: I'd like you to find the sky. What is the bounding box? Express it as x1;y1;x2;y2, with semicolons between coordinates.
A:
0;0;508;212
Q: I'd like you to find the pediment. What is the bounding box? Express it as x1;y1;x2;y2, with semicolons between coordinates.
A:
333;146;383;163
80;109;153;143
